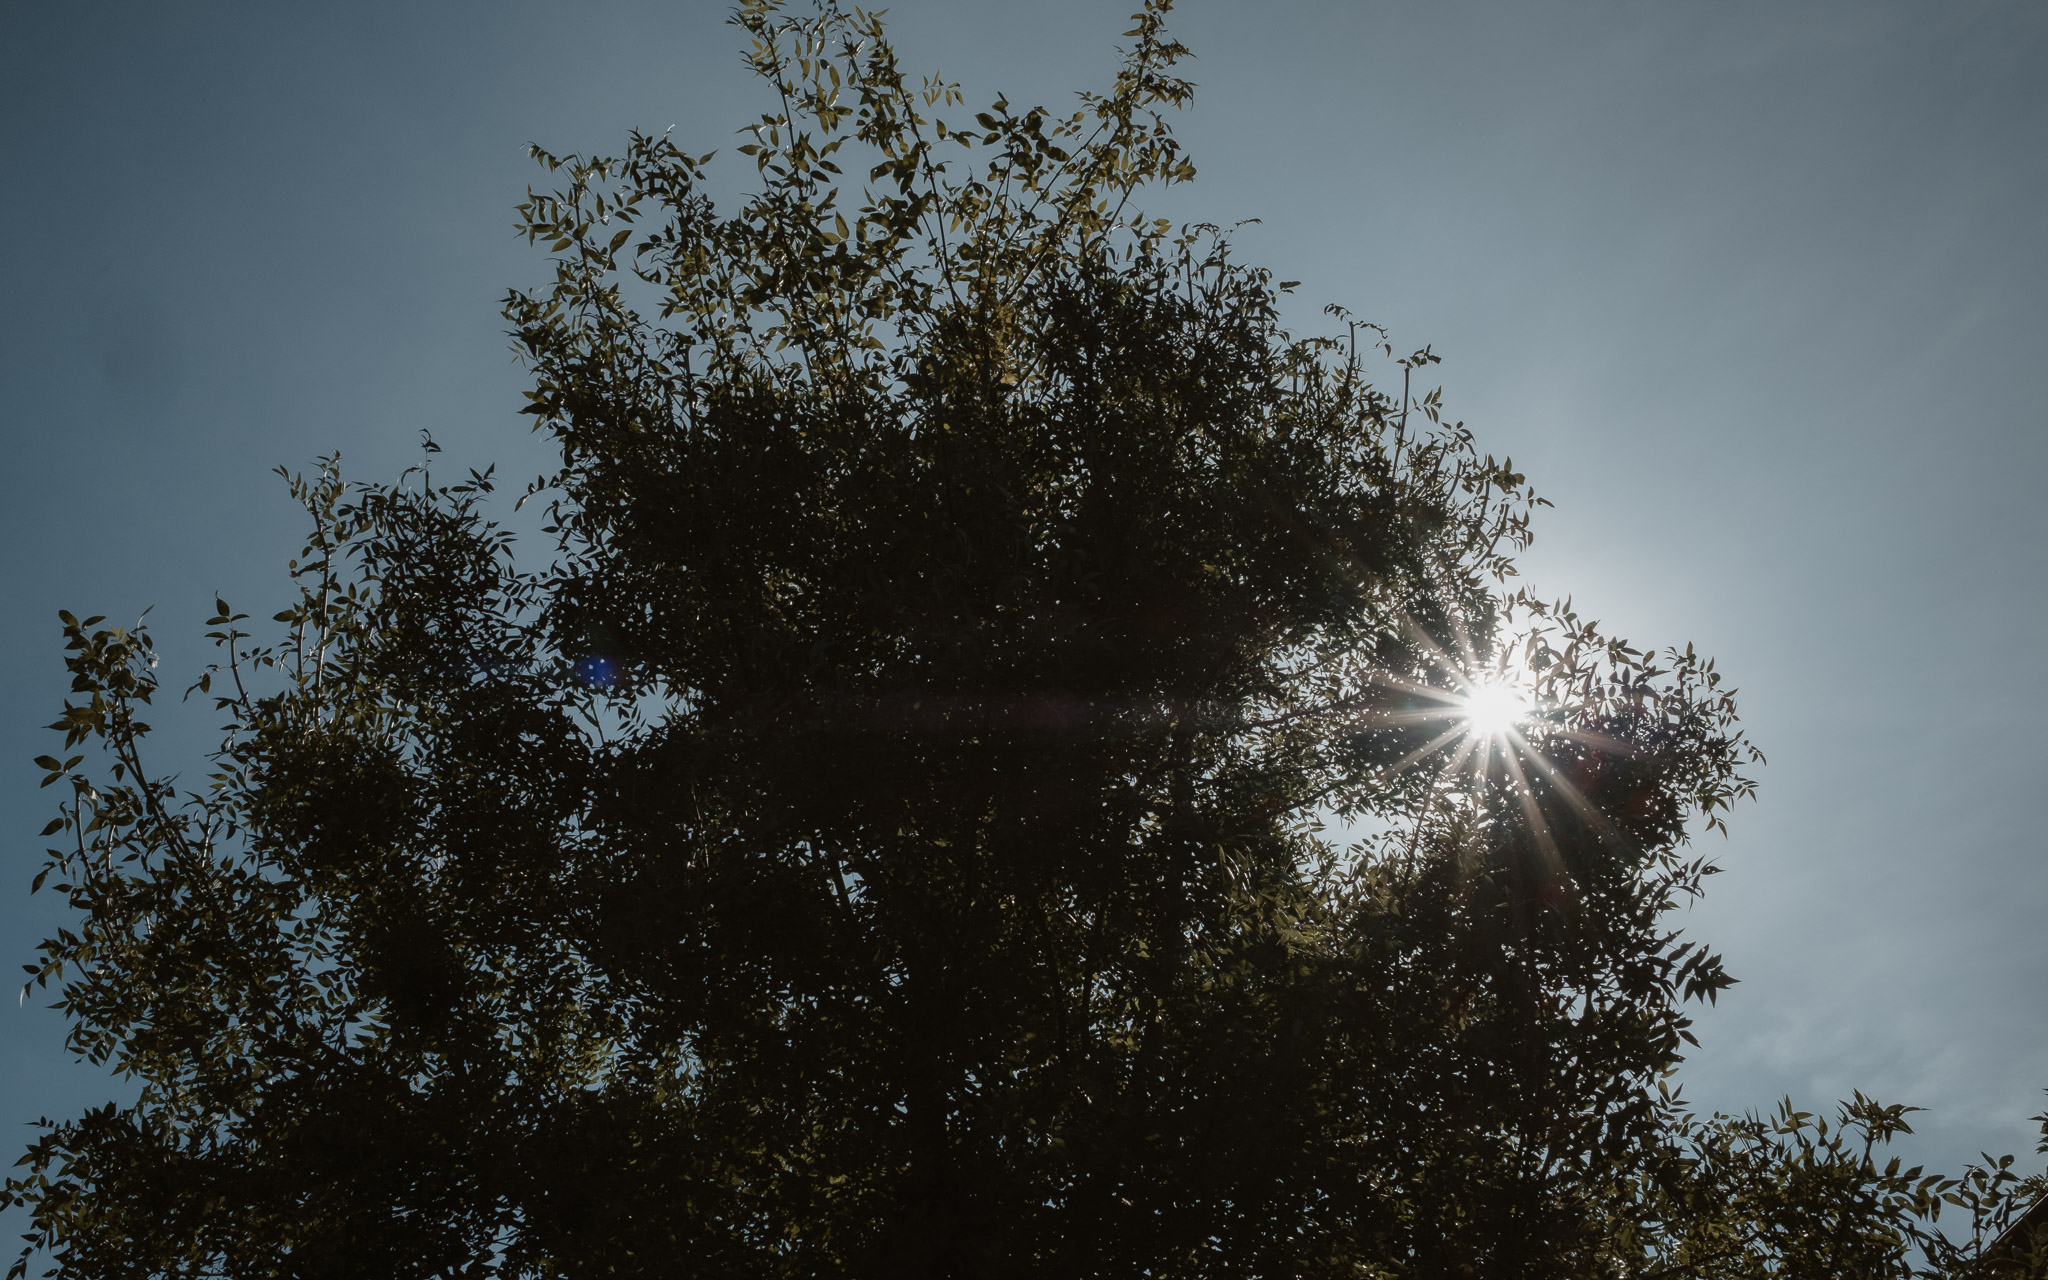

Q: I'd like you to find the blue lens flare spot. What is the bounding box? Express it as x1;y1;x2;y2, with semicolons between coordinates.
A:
573;654;618;689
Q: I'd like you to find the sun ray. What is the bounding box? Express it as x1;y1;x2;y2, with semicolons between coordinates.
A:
1499;743;1571;889
1318;603;1645;895
1377;722;1475;782
1402;730;1488;861
1398;613;1476;695
1505;733;1622;841
1542;724;1639;759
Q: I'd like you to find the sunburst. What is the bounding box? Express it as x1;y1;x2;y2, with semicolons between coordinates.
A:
1339;613;1629;884
1457;679;1531;741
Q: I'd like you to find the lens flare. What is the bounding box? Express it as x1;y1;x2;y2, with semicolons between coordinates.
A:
1459;680;1530;738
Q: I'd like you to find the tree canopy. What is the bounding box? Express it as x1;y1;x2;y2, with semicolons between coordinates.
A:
9;2;2044;1277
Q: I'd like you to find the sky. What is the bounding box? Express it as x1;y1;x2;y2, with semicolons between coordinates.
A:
3;0;2045;1224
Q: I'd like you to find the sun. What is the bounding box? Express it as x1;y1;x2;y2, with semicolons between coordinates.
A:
1459;680;1531;738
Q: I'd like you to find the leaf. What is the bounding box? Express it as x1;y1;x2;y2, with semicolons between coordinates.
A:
1;8;1807;1270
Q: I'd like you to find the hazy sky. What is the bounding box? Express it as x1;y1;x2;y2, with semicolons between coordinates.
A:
4;0;2044;1220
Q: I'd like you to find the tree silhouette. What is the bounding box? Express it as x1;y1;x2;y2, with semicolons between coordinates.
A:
10;3;2040;1277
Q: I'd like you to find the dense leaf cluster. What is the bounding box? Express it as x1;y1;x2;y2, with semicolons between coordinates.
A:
9;3;2042;1277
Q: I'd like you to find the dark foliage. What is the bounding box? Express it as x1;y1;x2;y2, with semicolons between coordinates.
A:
10;3;2041;1277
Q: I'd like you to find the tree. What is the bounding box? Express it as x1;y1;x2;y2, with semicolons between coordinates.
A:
7;2;2038;1277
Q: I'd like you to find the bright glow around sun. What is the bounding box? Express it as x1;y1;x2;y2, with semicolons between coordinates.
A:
1460;681;1531;738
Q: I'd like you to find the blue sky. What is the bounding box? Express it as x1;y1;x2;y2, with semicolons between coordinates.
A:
3;0;2045;1214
